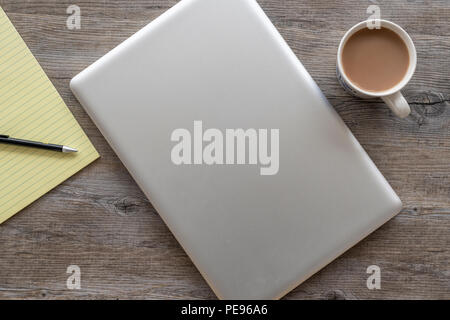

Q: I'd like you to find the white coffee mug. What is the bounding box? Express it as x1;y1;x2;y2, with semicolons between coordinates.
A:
336;20;417;118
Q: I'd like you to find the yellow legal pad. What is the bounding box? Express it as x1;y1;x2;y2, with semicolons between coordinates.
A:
0;8;99;224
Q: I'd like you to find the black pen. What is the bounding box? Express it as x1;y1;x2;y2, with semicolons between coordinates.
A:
0;134;77;153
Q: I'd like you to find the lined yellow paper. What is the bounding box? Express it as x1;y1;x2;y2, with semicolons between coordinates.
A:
0;7;99;224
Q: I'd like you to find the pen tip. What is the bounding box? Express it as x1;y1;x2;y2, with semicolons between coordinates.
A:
62;146;78;153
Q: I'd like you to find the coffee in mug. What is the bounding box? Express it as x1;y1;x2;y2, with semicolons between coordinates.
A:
337;20;417;118
342;28;409;92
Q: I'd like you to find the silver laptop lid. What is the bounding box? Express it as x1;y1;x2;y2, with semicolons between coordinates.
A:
71;0;402;299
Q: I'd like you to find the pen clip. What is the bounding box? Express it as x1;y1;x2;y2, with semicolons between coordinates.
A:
0;134;9;138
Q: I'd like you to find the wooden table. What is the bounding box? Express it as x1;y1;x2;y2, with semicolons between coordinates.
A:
0;0;448;300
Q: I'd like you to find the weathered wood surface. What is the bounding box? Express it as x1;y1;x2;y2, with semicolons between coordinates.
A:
0;0;448;300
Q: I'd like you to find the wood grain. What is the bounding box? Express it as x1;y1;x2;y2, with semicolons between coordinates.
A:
0;0;448;300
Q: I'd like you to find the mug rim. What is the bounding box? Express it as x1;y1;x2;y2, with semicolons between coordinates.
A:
337;19;417;98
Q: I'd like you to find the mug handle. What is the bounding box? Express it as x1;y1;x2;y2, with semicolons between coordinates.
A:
381;91;411;118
